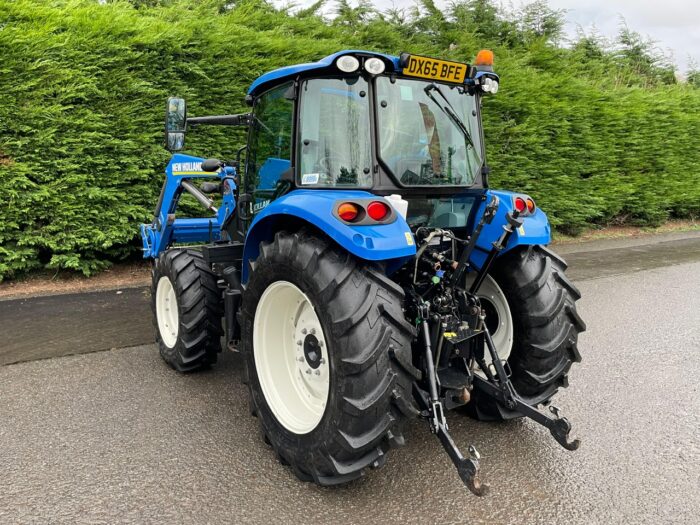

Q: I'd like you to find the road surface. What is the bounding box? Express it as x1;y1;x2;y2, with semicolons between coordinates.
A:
1;242;699;524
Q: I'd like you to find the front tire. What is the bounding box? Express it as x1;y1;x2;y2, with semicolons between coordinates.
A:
466;245;585;420
240;230;417;485
151;249;223;372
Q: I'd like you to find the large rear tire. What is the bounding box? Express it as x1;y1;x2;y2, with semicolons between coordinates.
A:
240;230;418;485
466;245;585;420
151;249;223;372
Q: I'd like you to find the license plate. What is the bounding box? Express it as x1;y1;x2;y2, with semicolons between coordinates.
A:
402;54;468;84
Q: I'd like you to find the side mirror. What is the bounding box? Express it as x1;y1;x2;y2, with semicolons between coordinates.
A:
165;97;186;151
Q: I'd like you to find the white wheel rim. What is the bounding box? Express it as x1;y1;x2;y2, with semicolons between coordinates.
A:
156;276;179;348
253;281;330;434
464;274;513;367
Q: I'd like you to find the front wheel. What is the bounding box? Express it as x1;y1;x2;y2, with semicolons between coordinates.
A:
465;245;586;420
151;249;223;372
240;230;417;485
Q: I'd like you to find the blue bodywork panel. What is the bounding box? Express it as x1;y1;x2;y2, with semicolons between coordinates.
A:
241;189;417;282
257;158;290;191
140;156;551;276
468;189;551;269
140;153;237;258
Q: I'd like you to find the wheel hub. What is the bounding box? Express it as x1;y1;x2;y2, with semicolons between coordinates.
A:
480;298;500;336
463;274;513;368
303;334;322;369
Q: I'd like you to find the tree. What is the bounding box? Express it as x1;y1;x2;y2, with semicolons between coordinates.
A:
518;0;565;45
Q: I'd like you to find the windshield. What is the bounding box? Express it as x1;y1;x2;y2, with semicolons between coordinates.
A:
298;77;372;187
375;77;482;186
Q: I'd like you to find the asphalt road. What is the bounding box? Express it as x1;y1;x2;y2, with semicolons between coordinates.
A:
1;254;699;523
2;231;699;366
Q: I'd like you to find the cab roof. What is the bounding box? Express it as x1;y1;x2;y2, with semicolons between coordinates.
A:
247;50;401;97
247;49;497;99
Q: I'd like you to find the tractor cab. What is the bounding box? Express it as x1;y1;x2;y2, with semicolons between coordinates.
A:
242;51;499;228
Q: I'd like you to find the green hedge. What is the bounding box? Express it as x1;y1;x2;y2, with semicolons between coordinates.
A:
0;0;698;279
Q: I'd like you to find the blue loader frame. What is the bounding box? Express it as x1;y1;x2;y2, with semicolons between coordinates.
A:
141;153;238;258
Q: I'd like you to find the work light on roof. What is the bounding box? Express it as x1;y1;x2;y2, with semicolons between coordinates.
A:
364;57;386;75
481;77;499;94
336;55;360;73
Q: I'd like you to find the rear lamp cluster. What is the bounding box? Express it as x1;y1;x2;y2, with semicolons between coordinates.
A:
513;195;536;216
336;56;386;75
336;200;392;224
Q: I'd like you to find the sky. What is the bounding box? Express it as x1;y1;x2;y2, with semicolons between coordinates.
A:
277;0;700;73
547;0;699;72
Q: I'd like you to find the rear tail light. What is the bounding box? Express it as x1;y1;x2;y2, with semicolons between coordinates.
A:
514;197;527;213
526;198;536;214
512;195;536;216
335;199;394;224
366;201;390;221
338;202;359;222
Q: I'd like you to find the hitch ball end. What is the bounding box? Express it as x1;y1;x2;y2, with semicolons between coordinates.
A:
457;460;489;497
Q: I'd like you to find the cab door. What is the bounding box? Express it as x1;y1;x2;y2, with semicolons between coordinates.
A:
244;82;295;218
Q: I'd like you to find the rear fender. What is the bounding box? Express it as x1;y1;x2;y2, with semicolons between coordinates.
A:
242;189;416;283
470;189;552;269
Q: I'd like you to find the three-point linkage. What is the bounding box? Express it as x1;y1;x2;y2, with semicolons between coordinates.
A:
412;195;579;496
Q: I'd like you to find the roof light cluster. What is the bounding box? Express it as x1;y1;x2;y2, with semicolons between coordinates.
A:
481;77;499;94
335;55;386;75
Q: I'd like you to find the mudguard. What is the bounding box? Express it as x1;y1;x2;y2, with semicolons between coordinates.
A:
242;189;417;282
469;189;552;269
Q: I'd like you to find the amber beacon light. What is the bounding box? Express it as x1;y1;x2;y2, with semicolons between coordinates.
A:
474;49;494;66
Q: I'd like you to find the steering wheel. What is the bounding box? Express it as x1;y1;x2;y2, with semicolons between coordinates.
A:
316;155;346;173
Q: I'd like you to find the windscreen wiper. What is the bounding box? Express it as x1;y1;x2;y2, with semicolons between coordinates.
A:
424;83;475;150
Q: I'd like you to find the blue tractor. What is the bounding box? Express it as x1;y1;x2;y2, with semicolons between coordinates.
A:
142;50;585;494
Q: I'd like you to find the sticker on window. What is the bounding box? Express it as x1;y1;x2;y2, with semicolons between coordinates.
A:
400;85;413;101
301;173;320;185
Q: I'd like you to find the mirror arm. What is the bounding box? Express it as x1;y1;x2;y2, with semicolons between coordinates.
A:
187;113;252;127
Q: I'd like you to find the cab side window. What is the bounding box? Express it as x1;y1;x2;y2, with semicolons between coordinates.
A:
246;83;294;214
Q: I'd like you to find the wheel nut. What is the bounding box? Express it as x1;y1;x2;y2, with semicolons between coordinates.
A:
305;369;312;375
297;340;302;346
314;370;320;376
310;328;316;335
297;357;304;362
301;328;307;335
320;358;326;365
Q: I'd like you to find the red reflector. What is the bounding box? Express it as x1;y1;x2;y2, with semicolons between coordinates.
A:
526;198;536;213
338;202;359;222
367;201;389;221
514;197;527;213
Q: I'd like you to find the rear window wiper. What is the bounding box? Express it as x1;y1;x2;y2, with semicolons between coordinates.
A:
424;83;475;150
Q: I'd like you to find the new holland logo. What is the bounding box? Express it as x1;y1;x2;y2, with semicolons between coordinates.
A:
253;199;270;213
172;162;202;173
